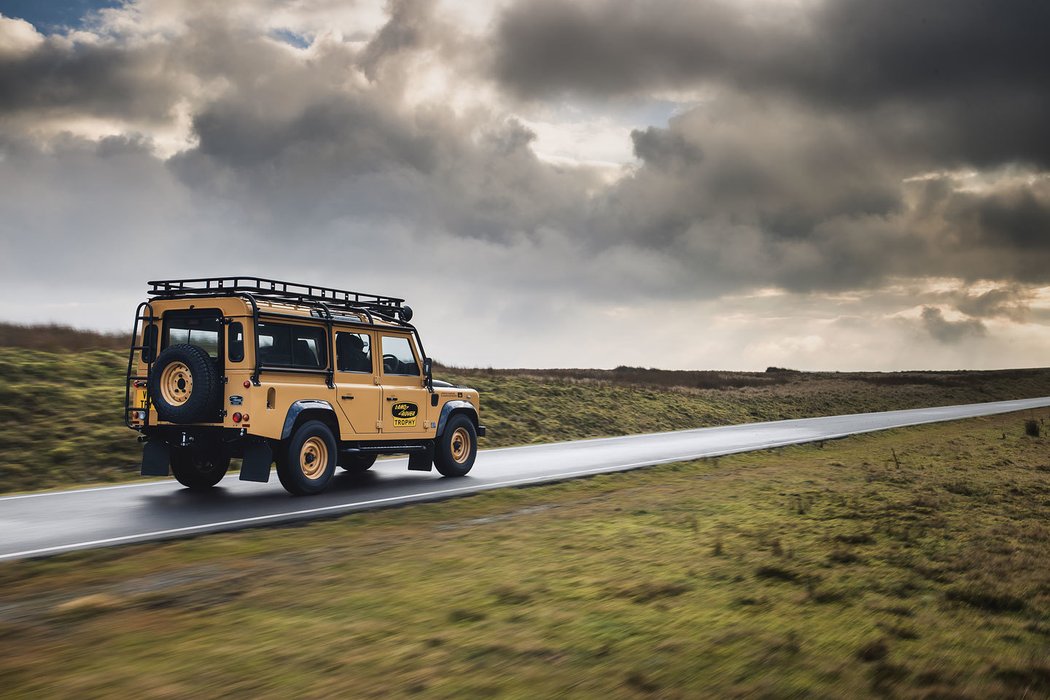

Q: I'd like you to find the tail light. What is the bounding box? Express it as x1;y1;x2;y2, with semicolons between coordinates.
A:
232;412;242;423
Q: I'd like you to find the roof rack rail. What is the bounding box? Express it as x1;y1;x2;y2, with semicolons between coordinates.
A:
147;276;406;318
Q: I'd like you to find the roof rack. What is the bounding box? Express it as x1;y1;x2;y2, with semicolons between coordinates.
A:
147;276;406;319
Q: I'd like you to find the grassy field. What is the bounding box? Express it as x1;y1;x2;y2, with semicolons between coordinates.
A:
2;339;1050;493
0;410;1047;698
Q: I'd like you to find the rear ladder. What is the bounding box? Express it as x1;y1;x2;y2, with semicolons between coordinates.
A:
124;301;156;430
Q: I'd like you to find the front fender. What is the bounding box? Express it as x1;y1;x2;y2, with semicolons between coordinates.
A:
436;400;478;436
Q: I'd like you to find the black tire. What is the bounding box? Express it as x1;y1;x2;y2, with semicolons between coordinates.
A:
434;414;477;477
170;447;230;490
339;454;377;473
277;420;338;495
149;344;221;424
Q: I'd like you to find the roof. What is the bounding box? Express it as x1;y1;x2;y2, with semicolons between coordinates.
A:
147;276;412;328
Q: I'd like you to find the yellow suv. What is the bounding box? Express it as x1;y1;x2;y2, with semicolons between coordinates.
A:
125;277;485;495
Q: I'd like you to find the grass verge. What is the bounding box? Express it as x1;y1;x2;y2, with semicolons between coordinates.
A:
0;410;1048;698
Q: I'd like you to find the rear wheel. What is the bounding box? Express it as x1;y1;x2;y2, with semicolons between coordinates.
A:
340;454;377;473
434;414;477;477
170;447;229;490
277;420;338;495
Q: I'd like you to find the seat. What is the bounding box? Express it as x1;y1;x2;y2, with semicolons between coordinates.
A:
293;339;318;367
337;334;371;372
257;345;278;365
336;334;355;371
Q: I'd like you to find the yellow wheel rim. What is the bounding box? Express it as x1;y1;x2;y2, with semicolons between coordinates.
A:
159;361;193;406
450;427;471;464
299;437;329;480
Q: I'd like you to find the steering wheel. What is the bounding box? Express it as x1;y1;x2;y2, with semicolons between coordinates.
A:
383;354;398;373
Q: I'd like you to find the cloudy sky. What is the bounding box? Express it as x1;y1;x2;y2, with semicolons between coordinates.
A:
1;0;1048;370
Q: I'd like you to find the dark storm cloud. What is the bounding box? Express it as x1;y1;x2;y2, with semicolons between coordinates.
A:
582;95;922;294
495;0;1050;107
357;0;434;80
909;176;1050;285
0;34;184;124
147;4;593;244
489;0;1050;296
630;126;702;172
920;306;986;344
495;0;747;97
599;103;1050;294
171;78;591;240
953;287;1031;322
948;185;1050;252
494;0;1050;168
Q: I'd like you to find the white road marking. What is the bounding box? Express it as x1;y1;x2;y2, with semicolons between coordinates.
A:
0;479;174;502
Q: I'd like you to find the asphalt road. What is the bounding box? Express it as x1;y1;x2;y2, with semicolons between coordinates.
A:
3;397;1049;562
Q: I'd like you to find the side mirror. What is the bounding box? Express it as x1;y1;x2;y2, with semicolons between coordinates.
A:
423;357;433;389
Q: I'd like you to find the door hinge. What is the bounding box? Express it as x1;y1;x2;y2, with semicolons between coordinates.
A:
376;421;383;431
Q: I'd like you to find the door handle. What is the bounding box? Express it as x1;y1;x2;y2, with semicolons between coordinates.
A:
386;397;398;401
341;395;354;400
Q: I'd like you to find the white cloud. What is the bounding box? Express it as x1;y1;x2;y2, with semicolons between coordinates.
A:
0;14;44;56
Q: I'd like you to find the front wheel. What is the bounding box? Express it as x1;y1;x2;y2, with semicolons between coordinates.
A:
170;447;230;490
434;414;477;477
277;420;338;495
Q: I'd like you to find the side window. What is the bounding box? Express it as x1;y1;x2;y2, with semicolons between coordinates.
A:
228;322;244;363
141;324;158;363
381;335;420;376
336;332;372;373
256;322;327;369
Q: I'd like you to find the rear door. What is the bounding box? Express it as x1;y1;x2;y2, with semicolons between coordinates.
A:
160;308;224;421
333;330;381;435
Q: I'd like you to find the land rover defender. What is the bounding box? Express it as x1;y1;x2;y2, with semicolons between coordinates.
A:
124;277;485;495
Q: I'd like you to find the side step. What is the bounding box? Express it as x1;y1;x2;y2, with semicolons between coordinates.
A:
340;442;435;471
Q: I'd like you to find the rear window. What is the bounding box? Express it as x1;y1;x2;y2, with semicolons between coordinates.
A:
257;322;328;369
165;315;221;358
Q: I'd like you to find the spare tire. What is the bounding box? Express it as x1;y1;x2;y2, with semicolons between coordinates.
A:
149;343;221;423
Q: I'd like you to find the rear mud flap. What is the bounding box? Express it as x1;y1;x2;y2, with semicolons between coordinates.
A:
239;441;273;482
407;443;435;471
141;440;171;476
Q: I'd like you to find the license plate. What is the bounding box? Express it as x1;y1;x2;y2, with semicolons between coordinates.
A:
136;389;148;409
